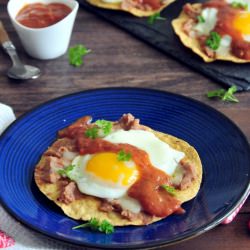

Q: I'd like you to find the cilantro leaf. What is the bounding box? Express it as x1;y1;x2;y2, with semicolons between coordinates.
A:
68;44;91;67
197;15;205;23
206;31;221;50
207;89;226;98
57;164;75;178
72;218;114;234
117;150;132;161
95;120;112;136
147;12;166;25
161;185;176;196
231;1;248;10
85;127;99;139
85;119;112;139
98;220;114;234
207;85;239;103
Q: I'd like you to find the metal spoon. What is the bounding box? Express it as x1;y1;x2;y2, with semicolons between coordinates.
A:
0;21;41;80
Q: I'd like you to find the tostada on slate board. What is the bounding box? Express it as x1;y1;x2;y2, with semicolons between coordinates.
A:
35;114;202;226
172;0;250;63
86;0;175;16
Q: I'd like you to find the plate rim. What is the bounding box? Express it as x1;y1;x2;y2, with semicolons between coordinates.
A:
0;87;250;249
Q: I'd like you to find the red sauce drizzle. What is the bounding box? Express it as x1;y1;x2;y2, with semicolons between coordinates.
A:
16;3;72;28
142;0;161;10
203;0;250;60
59;117;184;217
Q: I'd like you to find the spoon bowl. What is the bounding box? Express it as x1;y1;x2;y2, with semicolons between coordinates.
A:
7;64;41;80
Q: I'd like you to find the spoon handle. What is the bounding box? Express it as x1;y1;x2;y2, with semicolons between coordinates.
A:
0;21;10;44
0;21;23;67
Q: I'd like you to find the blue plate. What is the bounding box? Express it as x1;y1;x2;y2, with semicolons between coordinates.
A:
0;88;250;249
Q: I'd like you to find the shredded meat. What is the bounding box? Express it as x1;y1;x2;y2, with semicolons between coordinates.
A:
183;19;195;36
178;160;197;190
183;3;201;19
35;157;61;184
113;113;148;131
57;181;85;204
204;46;216;58
45;138;77;157
99;199;154;224
99;200;115;212
198;35;216;58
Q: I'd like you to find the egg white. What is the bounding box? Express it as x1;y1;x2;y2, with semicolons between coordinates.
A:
194;7;218;36
104;129;185;175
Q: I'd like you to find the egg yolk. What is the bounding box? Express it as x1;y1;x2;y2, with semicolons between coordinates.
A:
233;12;250;35
86;152;139;186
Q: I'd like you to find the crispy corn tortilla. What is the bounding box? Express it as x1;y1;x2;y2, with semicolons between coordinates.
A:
34;127;202;226
86;0;176;17
172;3;250;63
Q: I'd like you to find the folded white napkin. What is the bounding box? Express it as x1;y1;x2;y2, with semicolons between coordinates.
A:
0;103;16;135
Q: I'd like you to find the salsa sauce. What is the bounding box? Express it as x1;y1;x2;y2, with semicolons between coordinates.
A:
16;3;72;28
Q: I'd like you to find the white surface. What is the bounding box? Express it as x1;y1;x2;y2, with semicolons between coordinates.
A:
7;0;79;60
0;103;15;134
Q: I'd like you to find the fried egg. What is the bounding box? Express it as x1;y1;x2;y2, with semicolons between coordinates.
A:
193;2;250;57
67;129;185;213
233;11;250;42
226;0;250;41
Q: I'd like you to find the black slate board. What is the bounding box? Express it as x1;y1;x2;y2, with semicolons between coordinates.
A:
78;0;250;91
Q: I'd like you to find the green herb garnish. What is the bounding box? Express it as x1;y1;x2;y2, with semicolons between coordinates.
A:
95;120;112;136
72;218;114;234
231;1;248;10
57;164;75;178
207;85;239;103
85;127;99;139
68;44;91;67
197;15;205;23
161;185;176;196
85;119;112;139
117;150;132;161
147;12;166;25
206;31;221;50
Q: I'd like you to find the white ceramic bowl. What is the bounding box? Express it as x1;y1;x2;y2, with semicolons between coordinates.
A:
7;0;79;60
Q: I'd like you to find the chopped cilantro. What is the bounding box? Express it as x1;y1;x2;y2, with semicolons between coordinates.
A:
161;185;176;196
147;12;166;25
85;119;112;139
207;85;239;103
95;120;112;136
197;15;205;23
85;127;99;139
231;1;248;10
206;31;221;50
72;218;114;234
68;44;91;67
117;150;132;161
57;164;75;178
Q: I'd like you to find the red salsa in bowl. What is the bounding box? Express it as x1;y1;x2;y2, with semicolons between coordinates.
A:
16;3;72;28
